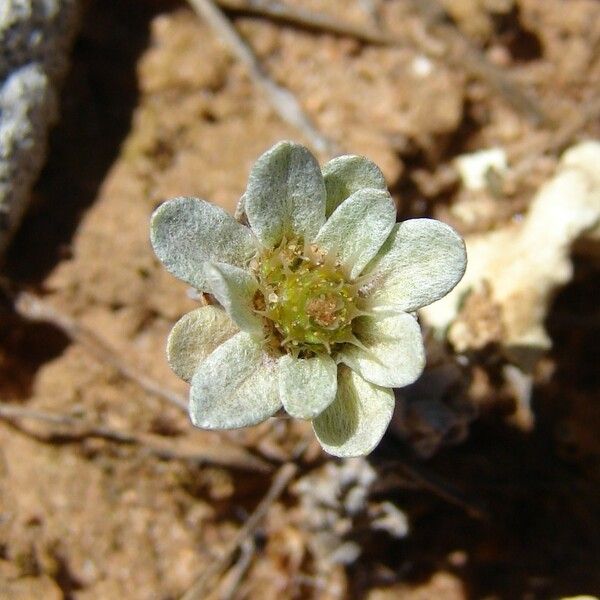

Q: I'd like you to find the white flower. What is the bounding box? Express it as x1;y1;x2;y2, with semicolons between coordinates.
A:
151;141;466;457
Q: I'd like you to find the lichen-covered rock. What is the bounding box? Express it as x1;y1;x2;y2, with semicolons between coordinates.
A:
0;0;79;256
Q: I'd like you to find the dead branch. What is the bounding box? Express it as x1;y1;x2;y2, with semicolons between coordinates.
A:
406;0;548;126
218;0;547;127
376;458;488;520
227;0;545;126
216;0;394;45
510;94;600;161
0;403;271;472
544;95;600;154
180;462;297;600
4;283;188;412
188;0;339;156
0;281;298;466
217;538;256;600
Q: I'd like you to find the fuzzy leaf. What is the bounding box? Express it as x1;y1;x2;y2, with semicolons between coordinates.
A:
150;197;257;290
244;141;326;248
339;313;425;388
322;154;387;216
190;333;281;429
278;354;337;419
167;306;239;382
364;219;467;313
314;188;396;279
313;367;394;457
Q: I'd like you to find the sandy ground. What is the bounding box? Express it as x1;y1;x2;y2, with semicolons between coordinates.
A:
1;0;599;598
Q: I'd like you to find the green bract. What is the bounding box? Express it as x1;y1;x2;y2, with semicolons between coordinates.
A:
151;141;467;457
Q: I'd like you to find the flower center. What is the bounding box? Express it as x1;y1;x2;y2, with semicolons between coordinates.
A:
251;239;360;356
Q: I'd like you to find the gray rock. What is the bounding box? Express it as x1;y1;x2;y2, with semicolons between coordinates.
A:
0;0;79;256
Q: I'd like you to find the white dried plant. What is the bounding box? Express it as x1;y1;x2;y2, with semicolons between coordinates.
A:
292;458;409;567
151;141;466;457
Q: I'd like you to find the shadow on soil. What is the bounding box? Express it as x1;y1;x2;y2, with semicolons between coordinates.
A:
0;0;179;397
4;0;179;284
353;259;600;599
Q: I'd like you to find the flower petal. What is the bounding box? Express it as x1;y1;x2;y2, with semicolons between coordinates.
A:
151;197;257;290
278;354;337;419
322;154;387;216
339;313;425;388
190;333;281;429
312;367;394;457
363;219;467;313
314;188;396;279
167;306;239;382
203;263;263;336
244;141;326;248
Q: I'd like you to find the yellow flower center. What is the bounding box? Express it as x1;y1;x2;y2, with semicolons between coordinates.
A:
251;239;360;356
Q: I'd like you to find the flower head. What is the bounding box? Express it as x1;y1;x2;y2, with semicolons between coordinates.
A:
151;141;466;457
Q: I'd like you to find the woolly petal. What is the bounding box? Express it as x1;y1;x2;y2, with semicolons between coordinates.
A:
322;154;387;216
167;306;239;382
314;188;396;279
190;333;281;429
339;313;425;388
278;354;337;419
203;263;263;335
312;367;394;457
245;141;326;247
364;219;467;313
151;197;256;290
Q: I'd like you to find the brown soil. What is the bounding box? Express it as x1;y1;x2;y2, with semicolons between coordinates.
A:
1;0;599;598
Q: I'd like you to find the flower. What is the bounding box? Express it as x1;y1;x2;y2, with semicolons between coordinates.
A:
150;141;466;457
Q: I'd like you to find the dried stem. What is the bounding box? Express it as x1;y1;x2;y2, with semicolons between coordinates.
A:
0;402;271;472
0;280;275;470
217;538;256;600
377;458;488;520
406;0;548;126
217;0;547;126
0;280;300;468
188;0;339;156
216;0;394;45
510;94;600;161
181;462;297;600
5;284;188;412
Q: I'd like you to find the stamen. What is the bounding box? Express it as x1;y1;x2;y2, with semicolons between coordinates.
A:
251;237;365;357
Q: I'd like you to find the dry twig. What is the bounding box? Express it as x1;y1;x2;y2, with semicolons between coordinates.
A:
181;462;297;600
510;94;600;161
0;403;272;472
5;285;188;412
377;458;487;520
188;0;339;156
216;0;393;45
216;538;256;600
0;281;299;467
406;0;548;126
217;0;547;126
544;96;600;153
